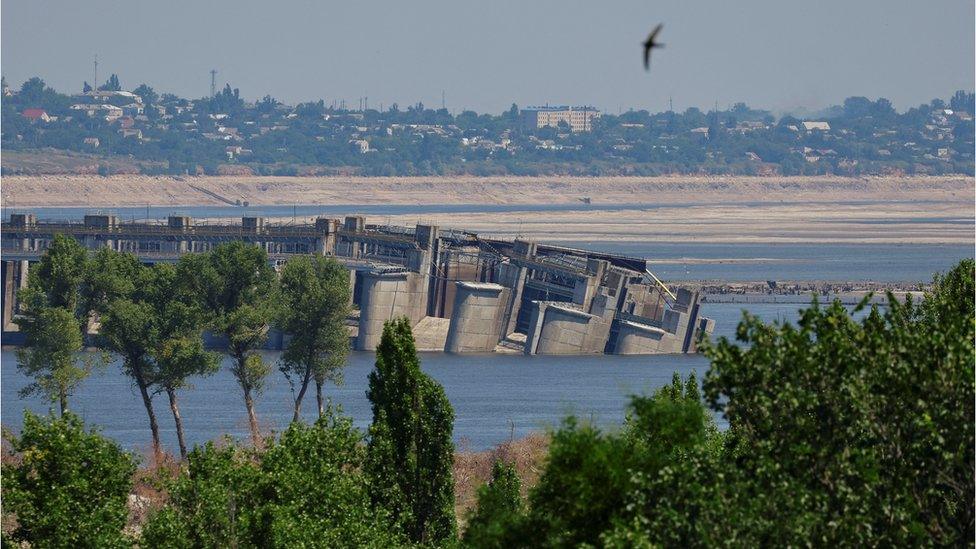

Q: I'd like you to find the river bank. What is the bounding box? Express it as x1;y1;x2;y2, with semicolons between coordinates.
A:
4;175;971;245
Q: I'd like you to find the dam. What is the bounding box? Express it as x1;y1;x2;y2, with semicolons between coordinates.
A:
1;212;713;355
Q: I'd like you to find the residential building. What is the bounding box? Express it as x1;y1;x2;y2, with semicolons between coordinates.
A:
802;121;830;132
21;108;51;123
521;105;601;132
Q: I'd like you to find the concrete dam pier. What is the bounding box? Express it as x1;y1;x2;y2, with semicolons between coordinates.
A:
1;212;713;355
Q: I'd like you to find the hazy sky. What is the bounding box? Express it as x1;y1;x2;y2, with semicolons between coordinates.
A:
2;0;973;114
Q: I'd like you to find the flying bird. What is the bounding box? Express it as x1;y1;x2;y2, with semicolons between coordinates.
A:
643;24;664;70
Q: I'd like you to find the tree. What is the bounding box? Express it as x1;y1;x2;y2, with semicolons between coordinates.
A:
14;235;100;415
26;233;88;317
463;461;523;547
364;317;457;544
82;246;143;322
141;409;401;547
14;306;95;415
18;77;46;103
148;261;221;460
133;83;158;106
512;373;714;548
2;411;136;547
950;90;975;114
82;81;93;93
99;277;165;459
257;94;280;114
99;73;122;92
184;243;276;446
277;255;351;422
701;259;975;545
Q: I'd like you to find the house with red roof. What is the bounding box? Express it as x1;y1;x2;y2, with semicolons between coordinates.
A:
21;108;52;123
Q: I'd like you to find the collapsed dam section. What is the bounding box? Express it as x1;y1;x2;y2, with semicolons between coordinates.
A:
1;213;713;355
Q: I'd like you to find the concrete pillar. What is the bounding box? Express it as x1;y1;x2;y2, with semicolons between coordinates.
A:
18;261;29;290
2;261;15;331
356;270;425;351
315;218;340;255
614;320;671;355
523;302;548;355
444;282;509;353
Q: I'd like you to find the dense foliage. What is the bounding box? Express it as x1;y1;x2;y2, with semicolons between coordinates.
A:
141;408;402;548
2;411;137;548
14;234;104;414
463;259;975;547
366;318;458;545
180;242;277;446
462;461;524;548
2;75;973;176
277;254;351;421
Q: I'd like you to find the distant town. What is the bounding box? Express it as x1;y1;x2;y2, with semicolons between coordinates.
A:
1;75;973;177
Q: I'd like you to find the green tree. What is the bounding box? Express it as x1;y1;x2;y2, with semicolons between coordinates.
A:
149;261;221;460
141;409;401;548
365;317;457;544
99;273;165;459
277;255;351;422
26;233;88;317
139;440;262;548
511;373;715;548
14;306;95;415
18;76;47;104
13;235;104;416
183;242;276;446
2;411;136;548
99;73;122;92
133;83;158;106
462;461;523;547
82;245;143;320
700;259;975;545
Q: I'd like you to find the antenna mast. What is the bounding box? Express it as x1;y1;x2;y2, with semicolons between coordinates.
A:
93;55;98;90
210;69;218;98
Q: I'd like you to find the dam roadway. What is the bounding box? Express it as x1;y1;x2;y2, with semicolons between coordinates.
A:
1;212;713;355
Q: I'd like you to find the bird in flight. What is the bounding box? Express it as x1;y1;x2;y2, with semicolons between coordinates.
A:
643;24;664;70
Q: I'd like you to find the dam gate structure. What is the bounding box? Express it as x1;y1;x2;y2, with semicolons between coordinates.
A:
1;213;713;355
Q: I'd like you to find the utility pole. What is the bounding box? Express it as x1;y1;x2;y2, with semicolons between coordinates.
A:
210;69;218;98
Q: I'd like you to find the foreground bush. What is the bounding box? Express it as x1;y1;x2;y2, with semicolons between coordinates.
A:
141;409;402;548
2;411;137;548
464;259;975;547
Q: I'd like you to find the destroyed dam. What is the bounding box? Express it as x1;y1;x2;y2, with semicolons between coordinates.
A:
1;213;713;355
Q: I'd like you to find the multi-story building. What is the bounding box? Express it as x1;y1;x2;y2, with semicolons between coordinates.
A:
521;105;601;132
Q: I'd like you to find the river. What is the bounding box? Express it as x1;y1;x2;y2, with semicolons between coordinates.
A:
1;301;873;455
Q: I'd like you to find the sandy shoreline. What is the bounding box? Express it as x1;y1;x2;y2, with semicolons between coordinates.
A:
2;175;972;244
2;174;971;208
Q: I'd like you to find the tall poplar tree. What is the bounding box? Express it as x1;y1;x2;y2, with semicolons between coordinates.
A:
364;317;457;544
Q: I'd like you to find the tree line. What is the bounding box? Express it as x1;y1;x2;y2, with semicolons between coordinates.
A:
13;235;351;459
3;75;974;177
2;235;973;546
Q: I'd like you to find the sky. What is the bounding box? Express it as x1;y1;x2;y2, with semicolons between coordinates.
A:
2;0;973;115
